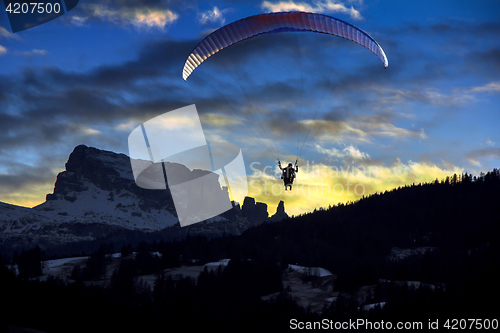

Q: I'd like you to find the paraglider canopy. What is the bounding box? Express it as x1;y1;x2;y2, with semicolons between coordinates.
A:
182;11;388;81
181;11;389;163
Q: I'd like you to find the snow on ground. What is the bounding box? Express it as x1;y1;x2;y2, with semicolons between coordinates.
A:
0;202;58;234
378;279;445;291
288;264;333;277
39;256;89;280
0;202;33;220
361;302;387;311
140;259;232;289
274;266;337;313
204;259;230;267
387;247;436;262
35;180;178;230
43;256;89;269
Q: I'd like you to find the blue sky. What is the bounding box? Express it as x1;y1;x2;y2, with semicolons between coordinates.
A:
1;0;499;215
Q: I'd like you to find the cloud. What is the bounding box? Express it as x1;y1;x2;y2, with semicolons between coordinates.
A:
467;48;500;76
0;37;199;160
393;82;500;107
0;156;63;207
302;119;369;143
77;2;179;30
200;113;242;127
114;120;139;132
70;16;88;27
372;79;500;109
0;34;212;208
343;145;370;159
0;27;9;38
198;6;229;25
466;147;500;167
300;113;427;145
423;89;476;106
133;9;179;29
396;81;500;108
315;144;370;160
469;81;500;94
315;145;345;159
22;49;48;57
0;26;18;39
261;0;363;20
70;124;101;135
248;158;463;216
0;45;6;56
387;21;500;84
374;87;477;108
0;25;20;41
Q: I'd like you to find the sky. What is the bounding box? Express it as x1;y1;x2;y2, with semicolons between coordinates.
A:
0;0;499;217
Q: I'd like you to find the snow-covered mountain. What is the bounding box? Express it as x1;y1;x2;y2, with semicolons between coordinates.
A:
0;145;287;252
37;145;179;231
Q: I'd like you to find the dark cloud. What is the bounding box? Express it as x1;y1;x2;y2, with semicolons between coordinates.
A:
0;34;204;199
2;10;497;161
2;15;455;157
0;37;195;130
471;48;500;67
465;48;500;79
15;38;193;91
383;20;500;83
0;160;55;189
466;147;500;162
389;20;500;38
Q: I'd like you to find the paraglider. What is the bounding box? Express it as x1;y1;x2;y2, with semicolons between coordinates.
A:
182;11;388;81
278;159;298;191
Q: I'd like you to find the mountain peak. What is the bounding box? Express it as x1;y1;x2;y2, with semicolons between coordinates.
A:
65;145;132;182
269;200;288;222
1;145;288;253
38;145;178;230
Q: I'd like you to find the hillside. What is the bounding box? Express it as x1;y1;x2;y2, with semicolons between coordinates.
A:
237;170;500;289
